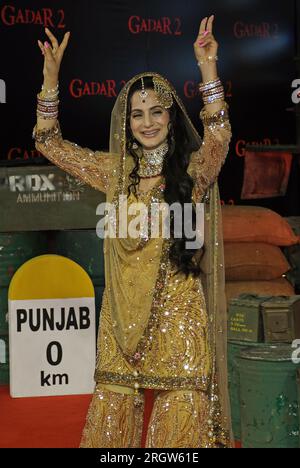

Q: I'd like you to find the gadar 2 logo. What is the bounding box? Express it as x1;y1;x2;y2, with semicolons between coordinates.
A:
292;339;300;364
292;79;300;104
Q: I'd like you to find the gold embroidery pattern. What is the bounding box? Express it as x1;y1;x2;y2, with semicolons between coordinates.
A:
146;390;211;448
187;103;231;203
32;120;120;194
79;384;144;448
95;262;211;392
32;75;233;447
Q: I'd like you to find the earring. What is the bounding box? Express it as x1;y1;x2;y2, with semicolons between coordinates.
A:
130;136;139;150
128;134;139;150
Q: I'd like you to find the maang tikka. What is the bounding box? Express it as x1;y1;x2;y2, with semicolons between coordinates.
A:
139;77;148;103
138;76;173;109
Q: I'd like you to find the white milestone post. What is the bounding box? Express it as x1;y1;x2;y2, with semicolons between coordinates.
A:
8;255;96;398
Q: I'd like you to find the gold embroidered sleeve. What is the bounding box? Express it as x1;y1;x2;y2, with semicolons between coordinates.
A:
32;120;120;194
187;102;231;202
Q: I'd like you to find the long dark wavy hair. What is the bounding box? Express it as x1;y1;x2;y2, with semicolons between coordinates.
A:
126;76;204;279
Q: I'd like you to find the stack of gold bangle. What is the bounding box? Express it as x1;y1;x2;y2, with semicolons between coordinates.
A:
198;77;225;105
37;82;59;120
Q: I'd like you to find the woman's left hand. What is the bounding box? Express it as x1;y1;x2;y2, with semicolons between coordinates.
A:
194;15;218;63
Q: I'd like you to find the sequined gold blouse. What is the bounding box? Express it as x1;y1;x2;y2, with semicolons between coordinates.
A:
32;102;231;392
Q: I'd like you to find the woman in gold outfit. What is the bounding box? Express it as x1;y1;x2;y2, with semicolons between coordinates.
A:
33;15;233;448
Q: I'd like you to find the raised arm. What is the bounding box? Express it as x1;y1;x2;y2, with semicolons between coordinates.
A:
187;15;231;201
32;120;120;193
33;28;119;193
187;102;231;199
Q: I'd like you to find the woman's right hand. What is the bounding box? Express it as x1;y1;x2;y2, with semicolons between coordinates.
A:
37;28;71;83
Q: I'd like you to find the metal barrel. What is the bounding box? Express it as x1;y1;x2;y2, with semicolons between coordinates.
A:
237;344;300;448
227;340;270;442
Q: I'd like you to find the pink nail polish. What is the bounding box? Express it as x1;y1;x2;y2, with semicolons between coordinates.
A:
203;30;209;36
199;41;205;46
44;41;49;48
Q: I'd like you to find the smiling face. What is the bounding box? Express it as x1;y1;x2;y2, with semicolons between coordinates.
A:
129;89;170;150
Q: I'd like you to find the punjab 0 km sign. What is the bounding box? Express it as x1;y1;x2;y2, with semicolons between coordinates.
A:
8;254;96;398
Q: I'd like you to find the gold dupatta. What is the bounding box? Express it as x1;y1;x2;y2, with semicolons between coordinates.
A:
106;72;233;448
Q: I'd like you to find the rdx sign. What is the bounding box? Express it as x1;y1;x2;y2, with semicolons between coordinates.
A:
9;174;56;192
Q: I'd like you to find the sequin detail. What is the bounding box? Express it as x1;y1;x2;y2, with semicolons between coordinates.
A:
32;120;120;194
146;390;211;448
94;371;209;391
79;384;144;448
32;91;232;448
95;264;211;392
187;102;231;203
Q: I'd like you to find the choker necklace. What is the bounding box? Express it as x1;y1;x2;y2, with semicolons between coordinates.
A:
138;141;168;178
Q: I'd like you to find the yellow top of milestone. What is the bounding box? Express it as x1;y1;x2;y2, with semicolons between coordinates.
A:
8;254;94;300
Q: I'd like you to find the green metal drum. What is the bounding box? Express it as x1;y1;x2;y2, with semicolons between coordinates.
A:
0;333;9;385
227;340;270;442
237;345;300;448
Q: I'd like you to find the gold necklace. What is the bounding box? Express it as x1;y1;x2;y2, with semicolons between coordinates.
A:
138;141;168;178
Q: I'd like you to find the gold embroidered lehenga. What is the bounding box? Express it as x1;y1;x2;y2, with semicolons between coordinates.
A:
32;72;233;448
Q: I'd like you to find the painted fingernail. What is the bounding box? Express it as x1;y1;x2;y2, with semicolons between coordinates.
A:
203;30;209;36
44;41;49;48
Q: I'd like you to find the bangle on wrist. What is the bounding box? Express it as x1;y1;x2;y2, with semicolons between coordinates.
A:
199;77;221;91
202;86;224;96
39;81;59;99
197;55;218;66
203;95;225;105
42;81;59;92
37;82;60;119
198;76;225;105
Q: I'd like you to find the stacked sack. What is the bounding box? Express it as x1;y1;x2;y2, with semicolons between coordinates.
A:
221;205;300;303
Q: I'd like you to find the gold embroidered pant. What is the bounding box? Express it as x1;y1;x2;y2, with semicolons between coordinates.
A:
79;384;144;448
80;384;210;448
